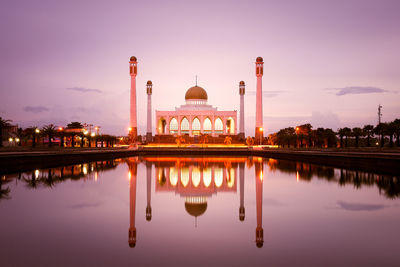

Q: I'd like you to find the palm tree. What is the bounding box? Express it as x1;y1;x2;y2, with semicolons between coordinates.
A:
363;124;374;147
0;117;12;147
342;127;352;147
374;123;387;147
393;119;400;147
352;127;363;148
42;124;57;147
337;128;346;148
386;122;396;147
15;127;23;146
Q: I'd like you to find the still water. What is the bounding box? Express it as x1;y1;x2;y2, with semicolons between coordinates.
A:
1;157;399;267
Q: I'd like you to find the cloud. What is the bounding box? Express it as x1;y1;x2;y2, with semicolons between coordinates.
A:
337;201;385;211
247;90;287;98
66;87;102;93
327;86;389;96
24;106;49;113
69;202;101;209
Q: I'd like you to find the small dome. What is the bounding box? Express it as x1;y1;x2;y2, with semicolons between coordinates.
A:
185;86;208;100
185;202;207;217
130;56;137;62
256;241;263;248
239;81;245;85
256;57;263;62
129;241;136;248
147;80;152;85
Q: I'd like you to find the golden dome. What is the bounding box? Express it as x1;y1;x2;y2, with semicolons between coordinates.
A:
147;80;152;85
130;56;137;62
185;202;207;217
185;86;208;100
239;81;245;85
256;57;263;62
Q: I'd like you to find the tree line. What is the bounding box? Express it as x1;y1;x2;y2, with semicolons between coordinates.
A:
0;118;117;148
268;119;400;148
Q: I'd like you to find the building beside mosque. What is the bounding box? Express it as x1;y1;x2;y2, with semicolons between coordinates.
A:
155;85;237;137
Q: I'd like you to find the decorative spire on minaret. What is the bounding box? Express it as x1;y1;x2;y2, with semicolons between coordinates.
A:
128;160;137;248
146;162;152;221
255;57;264;144
239;162;245;221
239;81;246;139
146;81;153;142
129;56;138;142
255;160;264;248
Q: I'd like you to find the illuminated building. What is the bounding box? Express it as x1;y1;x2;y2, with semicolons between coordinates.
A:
255;56;264;142
129;56;138;139
155;85;237;137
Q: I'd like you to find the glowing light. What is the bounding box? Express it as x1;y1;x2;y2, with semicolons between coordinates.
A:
215;168;223;187
169;168;178;186
120;137;124;141
128;171;132;181
259;171;263;181
227;168;235;188
376;142;379;145
296;171;299;182
259;127;263;132
82;165;88;175
192;168;201;187
58;127;63;131
35;169;39;179
35;128;40;133
181;168;189;187
8;138;13;142
91;132;95;137
94;172;98;181
128;127;132;132
84;131;88;135
203;168;212;187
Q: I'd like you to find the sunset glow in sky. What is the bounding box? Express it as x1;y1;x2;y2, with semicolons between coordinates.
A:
0;0;399;135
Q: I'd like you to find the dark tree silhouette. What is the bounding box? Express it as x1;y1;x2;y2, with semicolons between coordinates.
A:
0;117;12;147
363;124;374;147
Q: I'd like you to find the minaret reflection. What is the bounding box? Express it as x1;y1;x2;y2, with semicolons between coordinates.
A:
239;162;245;221
146;162;152;221
255;160;264;248
128;160;137;248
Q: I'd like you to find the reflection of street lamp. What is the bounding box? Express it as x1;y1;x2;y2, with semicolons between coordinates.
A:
259;127;263;145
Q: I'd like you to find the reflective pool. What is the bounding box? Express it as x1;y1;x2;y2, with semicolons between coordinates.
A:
1;157;399;266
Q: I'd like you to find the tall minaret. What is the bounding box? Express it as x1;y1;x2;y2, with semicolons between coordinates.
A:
255;160;264;248
239;81;245;139
128;160;137;248
255;57;264;144
146;162;152;221
146;81;153;142
239;162;245;221
129;56;138;141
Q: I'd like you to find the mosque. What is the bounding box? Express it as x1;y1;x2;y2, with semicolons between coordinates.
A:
128;56;265;141
155;85;237;137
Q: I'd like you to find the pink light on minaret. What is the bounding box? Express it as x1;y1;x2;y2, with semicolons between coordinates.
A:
146;81;153;142
129;56;138;140
255;57;264;144
239;81;245;139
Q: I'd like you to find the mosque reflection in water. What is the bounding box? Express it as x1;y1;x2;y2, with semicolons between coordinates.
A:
1;156;399;249
126;157;265;248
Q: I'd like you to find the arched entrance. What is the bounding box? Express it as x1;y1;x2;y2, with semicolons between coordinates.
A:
215;118;223;134
181;117;189;135
203;117;212;134
192;117;201;136
169;118;178;134
158;117;167;134
226;117;235;134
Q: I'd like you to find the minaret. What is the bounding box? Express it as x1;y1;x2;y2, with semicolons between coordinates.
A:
255;57;264;144
146;162;152;221
239;162;245;221
129;56;138;141
128;160;137;248
146;81;153;142
239;81;245;139
255;160;264;248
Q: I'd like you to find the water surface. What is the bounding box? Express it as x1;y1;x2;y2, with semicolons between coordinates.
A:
1;157;399;267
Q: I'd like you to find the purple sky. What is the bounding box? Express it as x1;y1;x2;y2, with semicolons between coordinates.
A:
0;0;399;135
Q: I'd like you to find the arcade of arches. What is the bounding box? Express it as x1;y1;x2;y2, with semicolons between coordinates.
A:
156;85;237;137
